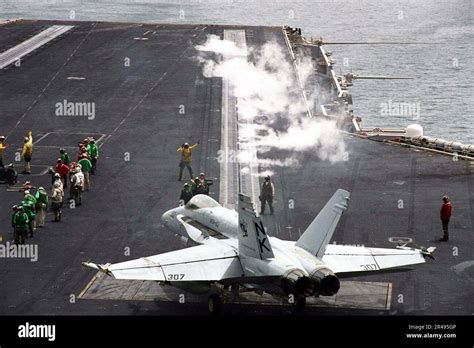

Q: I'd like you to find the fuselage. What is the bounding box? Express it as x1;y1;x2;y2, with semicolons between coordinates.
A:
161;195;340;297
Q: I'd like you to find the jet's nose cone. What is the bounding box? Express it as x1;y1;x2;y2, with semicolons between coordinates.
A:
161;209;177;230
161;210;172;226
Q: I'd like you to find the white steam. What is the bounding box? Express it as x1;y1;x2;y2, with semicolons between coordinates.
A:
196;34;346;169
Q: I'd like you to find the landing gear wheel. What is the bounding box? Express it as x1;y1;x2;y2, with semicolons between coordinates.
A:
208;294;222;315
294;297;306;313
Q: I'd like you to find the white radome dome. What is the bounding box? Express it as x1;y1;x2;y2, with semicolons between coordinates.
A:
406;124;423;138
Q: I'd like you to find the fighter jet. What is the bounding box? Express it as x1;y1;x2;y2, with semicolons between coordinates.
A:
83;189;435;314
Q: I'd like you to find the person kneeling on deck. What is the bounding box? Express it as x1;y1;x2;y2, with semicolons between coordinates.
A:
5;163;18;186
51;182;64;222
177;141;199;181
35;186;48;228
259;175;275;215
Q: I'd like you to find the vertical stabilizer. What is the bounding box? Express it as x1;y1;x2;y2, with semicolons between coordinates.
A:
295;189;350;257
238;194;274;259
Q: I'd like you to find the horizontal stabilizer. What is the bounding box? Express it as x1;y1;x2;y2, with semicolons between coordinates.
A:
322;244;431;275
81;244;243;281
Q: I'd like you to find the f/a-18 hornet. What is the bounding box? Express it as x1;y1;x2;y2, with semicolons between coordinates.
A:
83;189;435;313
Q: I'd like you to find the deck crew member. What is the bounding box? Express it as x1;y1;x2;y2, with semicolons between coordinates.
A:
259;175;275;215
52;172;63;191
177;141;199;181
179;182;194;205
191;176;200;195
34;186;48;227
87;138;99;174
5;163;18;185
78;156;92;190
11;205;19;243
0;135;7;168
55;159;70;189
21;131;33;174
70;164;84;206
13;206;29;245
22;181;34;192
60;148;71;166
51;182;64;222
24;189;37;206
195;173;210;195
68;162;77;199
439;195;452;242
77;146;89;161
20;194;36;237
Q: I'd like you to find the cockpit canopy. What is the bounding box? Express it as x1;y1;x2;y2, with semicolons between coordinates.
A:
185;194;221;210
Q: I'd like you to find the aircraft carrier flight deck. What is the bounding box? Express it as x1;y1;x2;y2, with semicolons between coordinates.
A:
0;19;473;316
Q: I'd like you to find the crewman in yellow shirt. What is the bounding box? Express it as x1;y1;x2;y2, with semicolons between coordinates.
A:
0;135;7;168
177;141;199;181
21;131;33;174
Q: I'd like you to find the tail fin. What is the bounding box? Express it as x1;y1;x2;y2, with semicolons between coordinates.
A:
238;193;274;259
295;189;350;258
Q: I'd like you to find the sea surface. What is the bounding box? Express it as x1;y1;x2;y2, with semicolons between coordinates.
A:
1;0;473;143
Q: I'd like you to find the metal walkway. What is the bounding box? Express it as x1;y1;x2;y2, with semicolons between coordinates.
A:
0;25;74;69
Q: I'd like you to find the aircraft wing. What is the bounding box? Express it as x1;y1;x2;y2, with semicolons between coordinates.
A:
321;244;434;276
83;243;244;282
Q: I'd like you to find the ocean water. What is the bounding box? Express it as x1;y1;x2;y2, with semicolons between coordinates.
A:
1;0;473;143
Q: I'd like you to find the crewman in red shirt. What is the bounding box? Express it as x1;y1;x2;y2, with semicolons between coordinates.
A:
439;195;452;242
55;159;70;189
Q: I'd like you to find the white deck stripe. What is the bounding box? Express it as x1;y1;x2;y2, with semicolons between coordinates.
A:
0;25;74;69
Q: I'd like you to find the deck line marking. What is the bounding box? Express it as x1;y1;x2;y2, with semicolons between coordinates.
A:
100;70;168;145
100;26;208;149
6;23;96;138
0;25;74;69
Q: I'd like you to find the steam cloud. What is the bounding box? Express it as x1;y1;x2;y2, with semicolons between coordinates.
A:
196;34;346;170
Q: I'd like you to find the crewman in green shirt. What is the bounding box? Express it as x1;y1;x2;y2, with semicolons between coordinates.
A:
78;157;92;190
20;198;36;237
13;206;29;244
60;148;71;166
87;138;99;174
